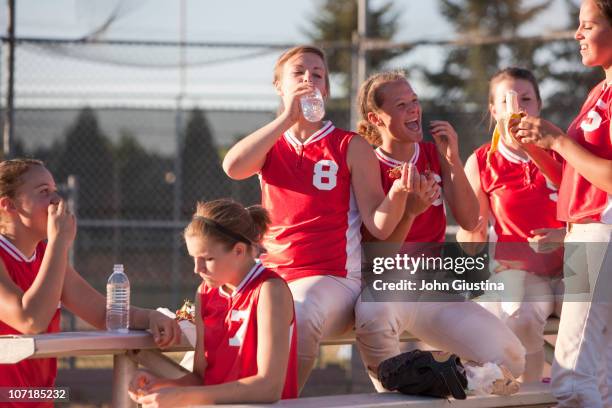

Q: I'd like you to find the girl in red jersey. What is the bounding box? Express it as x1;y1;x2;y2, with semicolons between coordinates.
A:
0;159;179;408
457;67;565;383
129;199;297;407
223;46;415;391
353;71;526;392
509;0;612;405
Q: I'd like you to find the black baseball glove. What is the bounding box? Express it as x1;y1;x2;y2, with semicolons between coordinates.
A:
377;349;468;399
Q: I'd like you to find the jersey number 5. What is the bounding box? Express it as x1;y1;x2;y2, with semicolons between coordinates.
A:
313;160;338;191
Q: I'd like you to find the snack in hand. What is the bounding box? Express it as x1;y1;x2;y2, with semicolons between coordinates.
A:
388;165;403;180
175;299;195;323
487;90;521;163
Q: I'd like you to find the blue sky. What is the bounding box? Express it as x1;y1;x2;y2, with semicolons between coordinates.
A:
1;0;573;110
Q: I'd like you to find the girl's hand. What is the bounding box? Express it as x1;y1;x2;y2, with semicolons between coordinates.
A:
47;199;76;247
148;311;181;348
135;387;188;408
280;82;318;124
527;227;566;253
389;163;415;198
405;171;440;216
430;121;460;164
128;370;161;402
510;116;566;150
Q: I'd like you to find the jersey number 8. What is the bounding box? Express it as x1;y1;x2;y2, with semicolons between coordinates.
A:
313;160;338;191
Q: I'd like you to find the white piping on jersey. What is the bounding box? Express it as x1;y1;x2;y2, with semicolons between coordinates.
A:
497;141;530;164
345;187;362;280
219;261;265;298
596;98;607;110
283;121;335;149
602;194;612;224
0;234;37;263
374;144;420;168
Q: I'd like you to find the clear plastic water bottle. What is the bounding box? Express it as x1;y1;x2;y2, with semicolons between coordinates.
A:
106;264;130;333
300;88;325;122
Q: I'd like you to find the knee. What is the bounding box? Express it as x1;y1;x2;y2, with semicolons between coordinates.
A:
506;306;547;353
499;337;526;378
294;300;324;345
355;303;399;336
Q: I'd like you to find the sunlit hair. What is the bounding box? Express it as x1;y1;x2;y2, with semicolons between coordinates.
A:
356;71;408;146
595;0;612;26
488;67;541;129
273;45;330;116
0;158;44;199
184;199;270;250
273;45;330;94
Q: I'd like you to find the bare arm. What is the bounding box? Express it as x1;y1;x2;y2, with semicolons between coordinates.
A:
128;290;205;403
522;144;563;187
348;136;409;240
553;135;612;193
456;153;489;255
135;279;295;406
430;121;479;230
513;116;612;194
223;115;293;180
223;82;315;180
62;265;181;348
0;200;74;334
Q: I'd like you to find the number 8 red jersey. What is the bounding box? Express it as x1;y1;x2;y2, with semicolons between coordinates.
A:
259;122;362;282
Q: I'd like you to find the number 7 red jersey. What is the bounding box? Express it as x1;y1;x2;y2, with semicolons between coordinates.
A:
199;262;297;399
259;121;362;282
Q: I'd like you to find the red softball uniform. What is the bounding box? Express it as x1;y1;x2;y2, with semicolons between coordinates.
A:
0;235;60;408
199;262;298;399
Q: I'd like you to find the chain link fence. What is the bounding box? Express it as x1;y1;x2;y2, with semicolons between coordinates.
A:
0;33;601;404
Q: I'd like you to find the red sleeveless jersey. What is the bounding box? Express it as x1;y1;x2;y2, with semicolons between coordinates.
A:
259;121;362;281
558;80;612;223
0;236;60;408
475;142;564;275
373;143;446;243
199;263;298;399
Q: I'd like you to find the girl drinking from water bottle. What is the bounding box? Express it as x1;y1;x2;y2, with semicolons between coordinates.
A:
0;158;179;408
128;199;297;407
222;45;414;391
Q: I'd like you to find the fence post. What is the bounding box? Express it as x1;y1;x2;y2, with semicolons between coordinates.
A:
2;0;16;159
66;175;79;369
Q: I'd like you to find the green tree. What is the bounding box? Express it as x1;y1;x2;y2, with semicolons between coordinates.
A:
421;0;552;110
54;107;114;218
305;0;401;87
541;0;604;129
114;130;172;219
180;108;228;216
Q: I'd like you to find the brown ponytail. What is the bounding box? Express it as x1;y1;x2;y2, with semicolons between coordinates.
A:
184;199;270;249
356;71;408;146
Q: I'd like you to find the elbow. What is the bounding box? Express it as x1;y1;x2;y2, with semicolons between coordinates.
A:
21;317;48;335
222;155;247;180
369;226;391;241
222;156;238;179
261;382;284;403
460;214;480;232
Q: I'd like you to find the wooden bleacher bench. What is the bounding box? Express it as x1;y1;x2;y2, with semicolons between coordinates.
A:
197;383;555;408
279;317;558;408
270;383;556;408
